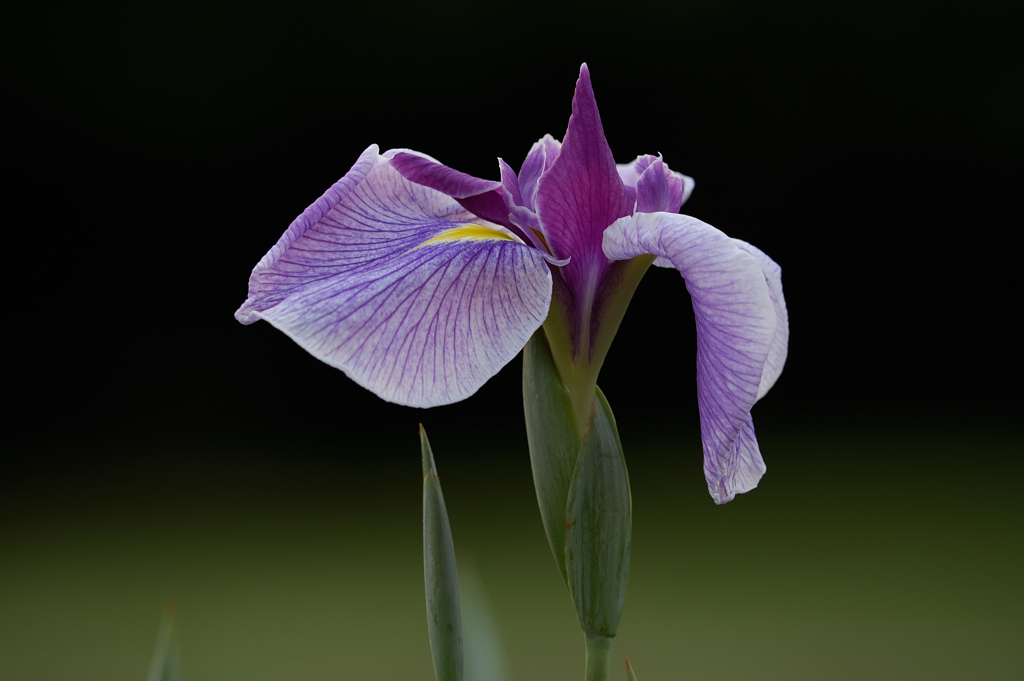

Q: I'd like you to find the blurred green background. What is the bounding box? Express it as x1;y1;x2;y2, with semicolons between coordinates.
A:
3;422;1021;680
6;0;1021;678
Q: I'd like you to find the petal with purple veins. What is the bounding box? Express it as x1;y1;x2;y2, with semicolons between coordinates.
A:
733;239;788;400
602;212;782;504
236;146;553;407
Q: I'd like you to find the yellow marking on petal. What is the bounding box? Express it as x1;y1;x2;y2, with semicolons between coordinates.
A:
414;224;515;249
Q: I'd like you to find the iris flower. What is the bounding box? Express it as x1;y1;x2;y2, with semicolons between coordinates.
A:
236;64;788;504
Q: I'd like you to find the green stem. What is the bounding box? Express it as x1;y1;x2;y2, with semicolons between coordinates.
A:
585;635;614;681
543;255;655;438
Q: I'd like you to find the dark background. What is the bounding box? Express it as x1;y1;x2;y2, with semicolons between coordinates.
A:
4;2;1022;679
8;0;1021;449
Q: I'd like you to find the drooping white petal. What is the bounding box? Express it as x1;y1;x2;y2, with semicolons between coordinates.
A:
603;212;783;504
236;145;553;408
733;239;788;400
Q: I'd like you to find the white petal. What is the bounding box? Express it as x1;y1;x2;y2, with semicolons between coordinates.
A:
237;146;552;407
603;212;784;503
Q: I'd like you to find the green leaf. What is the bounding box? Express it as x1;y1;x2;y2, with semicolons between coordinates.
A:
421;426;463;681
565;387;631;640
523;330;583;584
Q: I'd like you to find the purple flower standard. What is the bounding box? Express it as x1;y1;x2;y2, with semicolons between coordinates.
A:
236;64;788;504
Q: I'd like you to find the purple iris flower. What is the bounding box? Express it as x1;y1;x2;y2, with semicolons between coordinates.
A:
235;64;788;504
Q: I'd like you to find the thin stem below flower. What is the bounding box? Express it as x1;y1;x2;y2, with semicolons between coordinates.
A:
585;635;615;681
543;254;655;436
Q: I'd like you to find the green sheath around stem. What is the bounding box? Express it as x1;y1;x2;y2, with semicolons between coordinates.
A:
524;330;632;681
565;387;631;641
523;330;583;585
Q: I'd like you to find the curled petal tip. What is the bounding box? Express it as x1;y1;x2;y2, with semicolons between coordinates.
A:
541;253;571;267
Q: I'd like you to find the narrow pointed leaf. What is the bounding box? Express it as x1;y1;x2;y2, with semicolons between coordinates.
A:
565;387;632;639
625;657;638;681
523;330;582;584
422;426;463;681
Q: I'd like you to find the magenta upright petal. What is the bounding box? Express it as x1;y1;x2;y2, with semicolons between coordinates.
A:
499;156;568;257
498;158;548;253
536;64;631;301
635;156;672;213
391;150;513;229
603;212;784;504
498;158;524;208
618;154;695;214
236;146;553;407
518;134;561;212
455;192;515;231
391;150;500;198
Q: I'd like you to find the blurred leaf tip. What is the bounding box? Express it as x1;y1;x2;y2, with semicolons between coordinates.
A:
146;599;180;681
625;656;638;681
